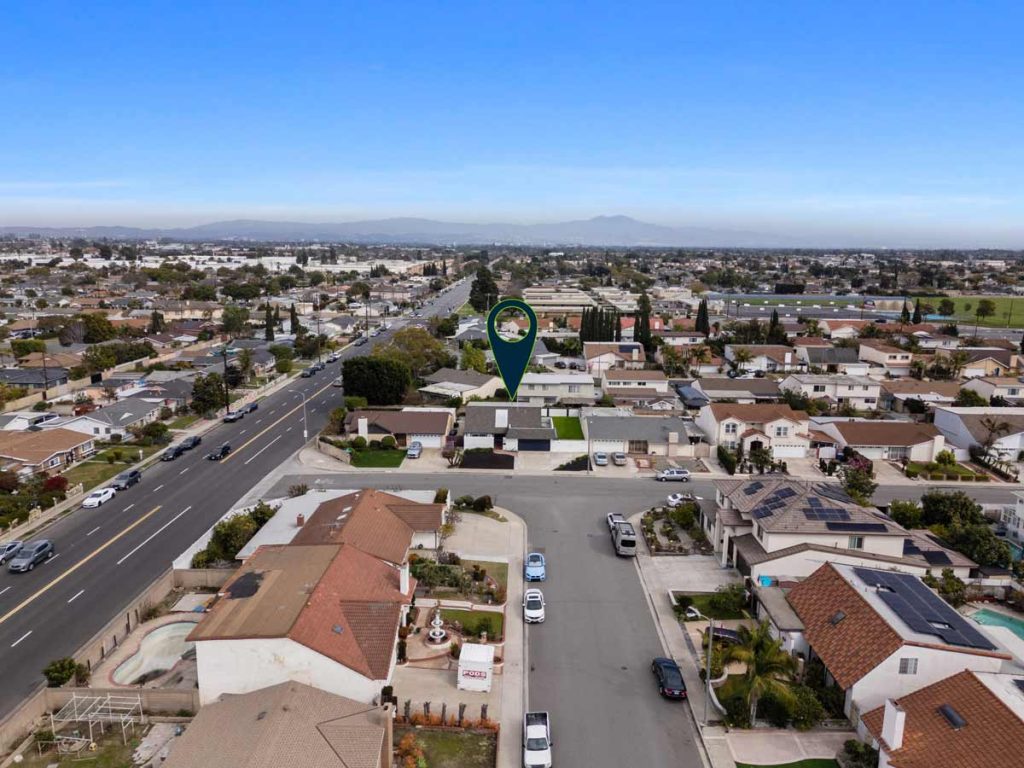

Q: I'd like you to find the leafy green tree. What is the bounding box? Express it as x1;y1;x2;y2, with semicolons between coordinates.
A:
938;298;956;316
81;313;117;343
209;513;259;560
275;358;293;374
461;344;488;373
10;338;45;358
82;344;118;372
289;303;300;334
887;500;922;529
429;314;460;338
923;568;967;607
912;299;922;324
975;298;996;334
373;327;454;376
920;490;983;526
236;348;254;382
190;372;227;415
342;357;412;405
469;266;499;312
149;310;165;333
841;467;877;505
900;300;911;324
953;388;987;407
222;305;250;336
695;298;710;336
765;309;787;344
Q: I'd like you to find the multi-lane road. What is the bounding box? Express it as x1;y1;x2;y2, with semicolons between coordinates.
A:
0;279;471;719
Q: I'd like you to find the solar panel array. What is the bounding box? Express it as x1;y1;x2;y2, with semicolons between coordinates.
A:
744;481;765;495
923;550;953;566
852;568;997;650
751;486;798;519
802;496;852;522
825;522;888;533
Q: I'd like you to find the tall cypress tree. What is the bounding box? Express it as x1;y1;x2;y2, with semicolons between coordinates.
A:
290;303;301;335
900;300;911;324
695;298;710;336
264;304;274;342
614;313;622;342
912;299;922;324
635;292;653;353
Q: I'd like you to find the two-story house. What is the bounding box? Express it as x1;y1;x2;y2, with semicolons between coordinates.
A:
516;372;598;405
796;345;871;375
724;345;804;374
778;374;881;410
600;369;671;406
695;403;811;459
961;377;1024;404
859;340;913;377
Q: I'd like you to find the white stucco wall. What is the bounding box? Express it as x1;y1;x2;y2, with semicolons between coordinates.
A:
764;531;906;559
196;636;390;706
750;550;939;582
464;434;496;450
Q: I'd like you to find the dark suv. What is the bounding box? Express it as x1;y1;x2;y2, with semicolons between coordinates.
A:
8;540;55;573
112;470;141;490
161;445;186;461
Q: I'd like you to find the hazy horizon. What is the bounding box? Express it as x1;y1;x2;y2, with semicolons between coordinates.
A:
3;3;1023;248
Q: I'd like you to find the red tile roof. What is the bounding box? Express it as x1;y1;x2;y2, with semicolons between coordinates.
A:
862;671;1024;768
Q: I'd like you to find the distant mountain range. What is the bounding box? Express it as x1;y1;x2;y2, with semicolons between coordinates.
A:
0;215;804;247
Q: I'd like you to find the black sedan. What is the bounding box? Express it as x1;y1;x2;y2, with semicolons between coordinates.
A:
651;657;687;700
206;443;232;461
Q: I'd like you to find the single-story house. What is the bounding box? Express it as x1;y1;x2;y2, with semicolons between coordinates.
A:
582;342;646;374
463;403;557;451
0;367;69;390
44;399;163;439
932;406;1024;460
162;681;393;768
796;345;871;375
418;367;502;402
811;419;945;462
584;413;704;457
0;427;96;475
0;410;61;431
690;377;781;405
344;408;453;448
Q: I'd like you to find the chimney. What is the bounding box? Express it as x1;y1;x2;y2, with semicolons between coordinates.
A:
358;417;369;438
784;352;792;365
400;562;410;595
295;513;305;527
881;698;906;751
495;409;509;429
631;348;639;361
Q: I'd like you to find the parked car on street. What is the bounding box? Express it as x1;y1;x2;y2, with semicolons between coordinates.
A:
111;470;141;490
612;452;627;466
523;588;546;623
354;337;368;346
180;435;202;450
300;368;314;378
406;441;422;459
206;443;232;461
656;468;691;482
161;445;186;461
553;360;567;369
82;487;116;508
8;540;54;572
666;492;697;507
651;657;687;699
241;402;258;413
592;452;609;466
523;711;553;768
0;541;24;565
524;552;546;581
606;512;626;531
223;411;244;423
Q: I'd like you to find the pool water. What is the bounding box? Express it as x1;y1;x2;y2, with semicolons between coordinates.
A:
972;608;1024;641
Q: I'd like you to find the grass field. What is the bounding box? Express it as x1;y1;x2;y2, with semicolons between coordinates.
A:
394;728;497;768
552;415;584;439
921;295;1024;328
349;448;406;468
62;444;163;490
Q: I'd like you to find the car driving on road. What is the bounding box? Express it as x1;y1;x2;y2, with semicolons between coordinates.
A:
241;402;258;413
82;487;116;508
656;468;691;482
523;588;546;623
180;435;202;450
111;470;141;490
161;444;186;461
8;540;54;572
206;443;232;461
651;657;687;700
666;492;698;507
223;411;244;422
524;552;546;581
0;541;24;566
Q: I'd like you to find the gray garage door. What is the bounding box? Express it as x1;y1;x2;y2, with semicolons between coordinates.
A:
517;439;551;452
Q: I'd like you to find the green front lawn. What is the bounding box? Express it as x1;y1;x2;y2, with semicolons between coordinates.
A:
394;728;496;768
168;413;199;430
349;448;406;468
552;416;584;439
461;560;508;591
442;608;504;639
675;592;749;620
62;444;164;490
736;761;839;768
906;461;984;481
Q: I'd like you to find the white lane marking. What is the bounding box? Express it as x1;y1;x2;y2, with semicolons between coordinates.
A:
243;435;282;465
178;467;189;475
286;426;293;433
269;409;277;415
11;631;32;648
86;526;101;537
123;504;134;512
309;408;316;413
0;586;10;597
240;429;247;435
116;506;192;566
256;419;263;424
67;589;84;604
43;554;60;565
153;484;164;492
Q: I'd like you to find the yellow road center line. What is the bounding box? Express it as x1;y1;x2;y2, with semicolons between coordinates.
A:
0;506;162;626
220;381;334;463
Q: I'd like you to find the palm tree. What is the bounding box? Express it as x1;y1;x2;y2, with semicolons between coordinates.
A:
980;416;1011;455
909;358;927;380
732;347;754;373
946;350;969;380
722;620;797;724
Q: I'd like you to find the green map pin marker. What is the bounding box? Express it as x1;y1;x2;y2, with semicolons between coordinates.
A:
487;298;538;401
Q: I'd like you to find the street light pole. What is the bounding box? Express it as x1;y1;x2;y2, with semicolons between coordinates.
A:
703;616;715;726
301;391;309;441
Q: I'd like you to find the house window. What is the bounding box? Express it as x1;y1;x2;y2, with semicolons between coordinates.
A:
898;658;918;675
1010;388;1020;397
568;385;581;394
848;536;864;550
812;385;826;393
774;426;789;437
47;457;61;468
93;428;100;435
724;423;738;435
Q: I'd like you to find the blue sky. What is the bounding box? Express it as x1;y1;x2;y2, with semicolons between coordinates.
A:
2;2;1023;246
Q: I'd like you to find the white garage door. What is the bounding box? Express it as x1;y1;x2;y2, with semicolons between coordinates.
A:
773;445;806;458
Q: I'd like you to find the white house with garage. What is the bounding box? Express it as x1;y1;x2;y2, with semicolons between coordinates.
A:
933;406;1024;460
778;374;881;410
516;372;598;405
695;403;811;459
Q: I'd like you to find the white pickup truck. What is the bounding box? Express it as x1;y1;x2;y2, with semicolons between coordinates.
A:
523;711;553;768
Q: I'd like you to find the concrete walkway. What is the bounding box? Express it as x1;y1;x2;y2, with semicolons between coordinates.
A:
727;729;853;766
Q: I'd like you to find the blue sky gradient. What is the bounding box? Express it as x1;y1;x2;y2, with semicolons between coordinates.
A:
2;2;1023;245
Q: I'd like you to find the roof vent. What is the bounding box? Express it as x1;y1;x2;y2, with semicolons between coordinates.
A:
938;704;966;730
829;610;846;626
256;711;267;721
332;624;344;634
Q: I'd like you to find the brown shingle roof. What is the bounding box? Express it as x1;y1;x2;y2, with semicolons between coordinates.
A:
292;490;431;564
343;409;451;436
603;370;668;381
583;342;646;362
0;428;93;465
787;563;903;688
161;681;388;768
708;403;808;424
862;671;1024;768
830;421;941;447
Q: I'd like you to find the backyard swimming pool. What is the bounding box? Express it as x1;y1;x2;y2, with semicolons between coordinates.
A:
112;621;197;685
972;608;1024;641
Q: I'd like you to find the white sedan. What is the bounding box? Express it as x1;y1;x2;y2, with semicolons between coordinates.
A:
82;487;116;508
667;492;700;507
523;588;546;623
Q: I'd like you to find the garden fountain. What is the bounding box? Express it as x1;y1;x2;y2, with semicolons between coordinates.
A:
426;608;448;644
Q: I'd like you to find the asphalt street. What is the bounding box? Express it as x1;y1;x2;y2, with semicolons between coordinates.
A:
0;279;471;720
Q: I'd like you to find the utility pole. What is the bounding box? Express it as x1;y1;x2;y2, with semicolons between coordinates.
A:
221;341;232;414
703;616;715;725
